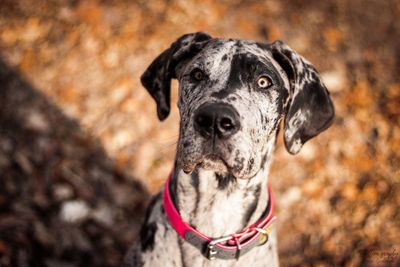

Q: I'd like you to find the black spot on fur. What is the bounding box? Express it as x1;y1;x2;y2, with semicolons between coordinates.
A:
264;115;269;124
190;170;200;216
216;173;235;190
204;194;216;213
139;193;161;252
212;53;252;98
243;202;257;226
248;158;255;172
275;119;282;139
260;111;265;124
222;54;228;61
160;205;165;215
190;170;200;188
260;152;269;169
233;152;245;172
170;168;179;210
242;184;261;225
140;222;157;252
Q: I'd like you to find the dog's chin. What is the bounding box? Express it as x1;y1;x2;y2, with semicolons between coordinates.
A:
180;154;259;179
179;155;229;176
199;156;230;176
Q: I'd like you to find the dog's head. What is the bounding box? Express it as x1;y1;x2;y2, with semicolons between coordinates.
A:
141;32;334;179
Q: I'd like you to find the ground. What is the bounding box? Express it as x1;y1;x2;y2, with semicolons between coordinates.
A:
0;0;399;266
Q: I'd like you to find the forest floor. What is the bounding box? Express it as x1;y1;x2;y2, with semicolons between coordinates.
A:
0;0;399;266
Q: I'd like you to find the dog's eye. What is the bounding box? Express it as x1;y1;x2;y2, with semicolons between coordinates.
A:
257;76;272;89
190;69;204;81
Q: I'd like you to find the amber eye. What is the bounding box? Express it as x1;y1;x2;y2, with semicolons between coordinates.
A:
257;76;272;89
191;69;204;81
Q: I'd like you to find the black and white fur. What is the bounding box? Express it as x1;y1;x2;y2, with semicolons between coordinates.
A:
122;32;334;267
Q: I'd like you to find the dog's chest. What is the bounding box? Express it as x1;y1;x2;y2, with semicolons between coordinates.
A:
177;169;260;237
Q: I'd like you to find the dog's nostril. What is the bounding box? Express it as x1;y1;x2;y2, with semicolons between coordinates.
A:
196;114;212;128
219;118;234;131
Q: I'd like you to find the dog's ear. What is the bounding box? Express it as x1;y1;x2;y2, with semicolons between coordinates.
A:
141;32;212;120
270;40;335;154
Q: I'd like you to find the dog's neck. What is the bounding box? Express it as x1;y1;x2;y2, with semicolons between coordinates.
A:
171;142;275;238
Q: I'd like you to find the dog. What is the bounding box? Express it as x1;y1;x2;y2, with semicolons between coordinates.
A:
122;32;334;267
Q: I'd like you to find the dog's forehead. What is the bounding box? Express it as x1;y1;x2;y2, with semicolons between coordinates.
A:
193;39;281;83
200;39;272;61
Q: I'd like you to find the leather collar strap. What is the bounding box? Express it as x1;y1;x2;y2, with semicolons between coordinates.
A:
163;173;277;260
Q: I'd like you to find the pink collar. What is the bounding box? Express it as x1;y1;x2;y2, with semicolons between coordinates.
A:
163;172;277;260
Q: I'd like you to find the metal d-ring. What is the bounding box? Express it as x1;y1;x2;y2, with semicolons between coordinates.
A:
254;227;270;246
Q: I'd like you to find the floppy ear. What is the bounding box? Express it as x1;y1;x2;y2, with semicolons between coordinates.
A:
141;32;212;120
270;40;335;154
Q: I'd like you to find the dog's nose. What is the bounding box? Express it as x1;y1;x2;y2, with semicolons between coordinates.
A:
194;103;240;139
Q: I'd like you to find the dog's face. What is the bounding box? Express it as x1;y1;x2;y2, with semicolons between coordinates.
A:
175;40;290;179
141;33;334;179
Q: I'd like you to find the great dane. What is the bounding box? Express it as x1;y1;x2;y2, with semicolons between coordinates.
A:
122;32;334;267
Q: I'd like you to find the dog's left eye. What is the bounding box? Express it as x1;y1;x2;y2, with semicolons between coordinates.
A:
190;69;204;81
257;76;272;89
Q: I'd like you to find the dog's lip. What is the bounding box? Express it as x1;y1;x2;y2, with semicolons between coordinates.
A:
181;154;258;179
181;161;197;174
181;153;230;174
204;153;229;167
205;153;260;179
201;153;232;173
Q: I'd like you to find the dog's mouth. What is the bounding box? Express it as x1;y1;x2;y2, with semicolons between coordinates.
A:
201;153;231;173
181;153;227;174
181;153;232;177
178;134;260;179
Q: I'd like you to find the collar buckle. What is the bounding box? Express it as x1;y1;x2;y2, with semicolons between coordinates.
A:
206;235;233;260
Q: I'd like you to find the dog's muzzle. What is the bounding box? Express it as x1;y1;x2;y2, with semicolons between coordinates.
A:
194;103;240;139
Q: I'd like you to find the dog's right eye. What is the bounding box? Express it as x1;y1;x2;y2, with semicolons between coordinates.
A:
257;76;272;89
190;69;204;81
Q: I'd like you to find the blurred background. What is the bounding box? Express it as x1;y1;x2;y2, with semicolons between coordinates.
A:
0;0;399;266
